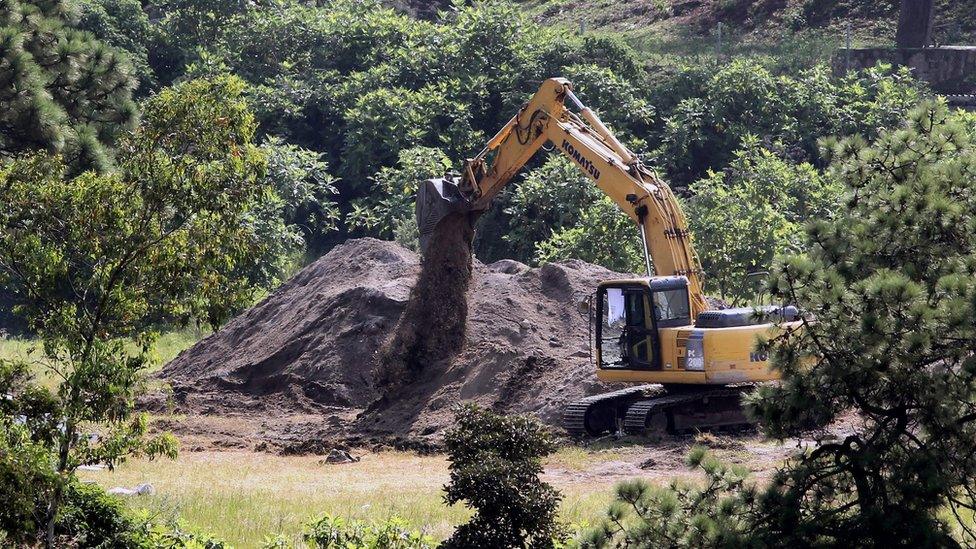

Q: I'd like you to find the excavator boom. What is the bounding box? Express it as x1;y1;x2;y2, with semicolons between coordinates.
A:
416;78;708;317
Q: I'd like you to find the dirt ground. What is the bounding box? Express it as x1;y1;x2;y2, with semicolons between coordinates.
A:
146;236;852;480
150;237;628;450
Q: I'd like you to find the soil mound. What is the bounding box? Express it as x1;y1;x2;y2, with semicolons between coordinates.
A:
160;238;623;438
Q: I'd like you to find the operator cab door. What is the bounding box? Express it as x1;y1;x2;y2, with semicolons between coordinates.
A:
597;286;660;371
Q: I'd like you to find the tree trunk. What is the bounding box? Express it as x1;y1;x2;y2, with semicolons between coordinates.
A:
896;0;935;48
44;429;73;548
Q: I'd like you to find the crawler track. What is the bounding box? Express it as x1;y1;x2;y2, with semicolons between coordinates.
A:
562;385;659;436
564;385;755;437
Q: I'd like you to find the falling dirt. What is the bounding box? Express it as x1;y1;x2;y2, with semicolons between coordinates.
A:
373;212;476;396
152;237;626;449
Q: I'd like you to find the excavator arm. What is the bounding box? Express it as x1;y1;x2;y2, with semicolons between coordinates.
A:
416;77;708;317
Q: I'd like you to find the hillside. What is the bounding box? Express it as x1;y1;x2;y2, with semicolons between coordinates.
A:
517;0;976;48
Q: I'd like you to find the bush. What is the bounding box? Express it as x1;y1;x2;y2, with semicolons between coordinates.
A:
0;414;58;544
301;515;434;549
56;482;144;548
442;404;565;549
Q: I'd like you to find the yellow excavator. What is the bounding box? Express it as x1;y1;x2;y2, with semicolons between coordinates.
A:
416;78;800;436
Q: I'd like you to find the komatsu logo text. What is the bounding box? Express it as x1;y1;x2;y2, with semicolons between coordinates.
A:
561;140;601;180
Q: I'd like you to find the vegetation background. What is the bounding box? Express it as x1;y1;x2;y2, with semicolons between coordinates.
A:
3;0;976;547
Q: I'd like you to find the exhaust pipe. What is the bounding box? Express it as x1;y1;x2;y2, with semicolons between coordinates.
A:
415;177;472;251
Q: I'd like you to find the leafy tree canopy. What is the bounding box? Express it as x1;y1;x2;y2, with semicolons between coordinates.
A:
0;75;272;546
687;140;841;303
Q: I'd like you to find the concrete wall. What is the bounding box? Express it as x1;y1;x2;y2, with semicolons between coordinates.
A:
833;46;976;94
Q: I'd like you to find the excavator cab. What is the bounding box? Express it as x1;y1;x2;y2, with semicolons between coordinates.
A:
592;277;691;372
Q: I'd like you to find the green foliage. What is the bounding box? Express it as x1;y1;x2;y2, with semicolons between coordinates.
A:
132;514;229;549
535;197;645;274
442;404;566;549
687;141;840;303
301;514;434;549
748;101;976;545
503;155;643;273
0;0;138;173
148;0;257;86
56;481;144;547
580;447;761;548
76;0;155;94
348;146;452;249
250;136;340;267
0;75;270;545
504;155;604;261
341;82;478;185
653;60;924;186
0;412;58;544
262;137;339;243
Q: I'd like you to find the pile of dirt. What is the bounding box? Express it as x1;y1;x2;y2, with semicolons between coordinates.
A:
159;237;624;441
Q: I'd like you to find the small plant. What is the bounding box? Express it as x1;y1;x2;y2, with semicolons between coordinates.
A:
580;447;759;548
302;515;433;549
442;403;566;549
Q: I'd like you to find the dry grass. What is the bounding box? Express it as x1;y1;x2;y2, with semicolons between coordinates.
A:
79;448;622;548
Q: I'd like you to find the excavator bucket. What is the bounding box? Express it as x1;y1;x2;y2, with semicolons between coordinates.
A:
416;177;471;251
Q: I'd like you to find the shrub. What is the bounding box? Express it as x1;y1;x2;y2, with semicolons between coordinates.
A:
302;515;434;549
442;404;565;549
504;155;607;262
580;447;760;548
56;482;143;548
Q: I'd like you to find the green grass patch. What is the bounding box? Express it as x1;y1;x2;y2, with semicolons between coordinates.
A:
0;327;206;390
80;449;621;548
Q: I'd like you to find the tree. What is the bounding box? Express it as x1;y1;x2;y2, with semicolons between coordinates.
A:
256;136;340;261
619;101;976;547
535;197;645;275
0;75;270;546
347;146;452;250
581;447;762;548
442;404;565;549
747;100;976;546
652;60;924;187
504;155;607;262
686;141;840;303
581;101;976;548
503;155;643;274
0;0;138;172
76;0;156;94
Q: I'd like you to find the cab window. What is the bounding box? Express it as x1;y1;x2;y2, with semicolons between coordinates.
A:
652;288;690;327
